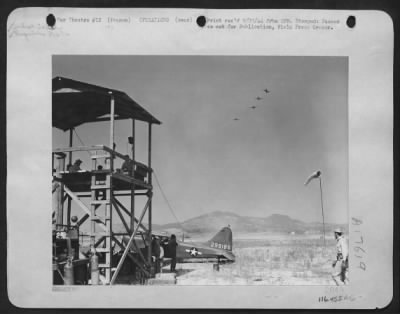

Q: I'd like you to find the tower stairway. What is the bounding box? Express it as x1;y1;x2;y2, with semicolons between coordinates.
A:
90;159;113;283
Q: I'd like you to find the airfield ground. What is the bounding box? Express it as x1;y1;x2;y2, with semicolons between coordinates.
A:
171;233;338;285
82;232;340;285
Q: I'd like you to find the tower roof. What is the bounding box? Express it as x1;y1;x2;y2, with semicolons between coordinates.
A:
52;76;161;131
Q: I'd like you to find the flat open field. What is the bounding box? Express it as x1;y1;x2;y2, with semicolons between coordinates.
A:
171;233;339;285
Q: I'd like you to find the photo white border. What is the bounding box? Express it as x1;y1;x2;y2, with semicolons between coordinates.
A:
6;8;393;309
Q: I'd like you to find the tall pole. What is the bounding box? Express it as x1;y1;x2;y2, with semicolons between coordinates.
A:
109;94;115;159
108;94;115;283
68;129;73;165
319;176;326;248
67;129;73;227
130;119;135;233
55;153;66;230
147;123;152;267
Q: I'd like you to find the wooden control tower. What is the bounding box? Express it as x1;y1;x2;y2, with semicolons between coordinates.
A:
52;77;161;285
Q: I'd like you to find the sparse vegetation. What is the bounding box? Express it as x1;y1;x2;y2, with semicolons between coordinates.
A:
175;235;338;285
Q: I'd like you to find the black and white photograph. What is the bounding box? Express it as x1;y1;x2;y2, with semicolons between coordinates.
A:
52;55;349;286
6;8;393;309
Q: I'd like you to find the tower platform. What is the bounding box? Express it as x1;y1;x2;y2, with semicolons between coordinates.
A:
55;170;151;192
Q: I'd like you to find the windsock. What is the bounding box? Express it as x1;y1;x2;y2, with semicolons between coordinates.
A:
304;170;322;186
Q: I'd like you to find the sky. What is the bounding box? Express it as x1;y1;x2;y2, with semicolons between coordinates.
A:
53;55;348;225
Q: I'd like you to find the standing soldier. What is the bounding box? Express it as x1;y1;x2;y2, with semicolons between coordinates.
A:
331;228;349;285
151;236;161;274
168;234;178;272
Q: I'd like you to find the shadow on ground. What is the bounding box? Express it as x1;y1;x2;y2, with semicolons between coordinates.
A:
175;268;196;276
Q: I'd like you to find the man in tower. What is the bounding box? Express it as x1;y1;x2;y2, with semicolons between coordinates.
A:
121;155;134;176
70;159;82;172
331;228;349;285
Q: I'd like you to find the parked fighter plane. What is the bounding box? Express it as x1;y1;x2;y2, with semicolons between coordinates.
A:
161;226;235;263
119;226;235;264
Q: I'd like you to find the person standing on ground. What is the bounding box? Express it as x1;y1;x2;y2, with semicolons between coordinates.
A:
331;228;349;285
159;243;164;273
151;236;161;274
168;234;178;272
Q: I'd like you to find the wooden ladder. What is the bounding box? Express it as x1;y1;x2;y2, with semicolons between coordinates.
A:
90;167;113;284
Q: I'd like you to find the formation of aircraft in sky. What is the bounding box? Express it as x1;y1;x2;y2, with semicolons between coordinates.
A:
233;87;270;120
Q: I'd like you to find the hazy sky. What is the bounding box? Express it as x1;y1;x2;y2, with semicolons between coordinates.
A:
53;55;348;224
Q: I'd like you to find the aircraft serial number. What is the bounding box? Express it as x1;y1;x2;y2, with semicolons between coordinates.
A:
210;242;231;250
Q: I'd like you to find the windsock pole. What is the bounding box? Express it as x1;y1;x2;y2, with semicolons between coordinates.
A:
304;170;326;248
319;176;326;248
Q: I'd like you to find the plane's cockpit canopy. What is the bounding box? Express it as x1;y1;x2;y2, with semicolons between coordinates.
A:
52;76;161;131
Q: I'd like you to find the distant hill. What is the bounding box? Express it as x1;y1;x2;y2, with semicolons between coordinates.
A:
150;210;347;236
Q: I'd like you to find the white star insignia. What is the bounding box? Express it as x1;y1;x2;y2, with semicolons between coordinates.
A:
185;247;202;257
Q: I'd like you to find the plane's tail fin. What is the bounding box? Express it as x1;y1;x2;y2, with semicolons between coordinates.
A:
208;226;233;251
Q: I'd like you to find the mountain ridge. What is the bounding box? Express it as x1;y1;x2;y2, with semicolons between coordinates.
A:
149;210;347;235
